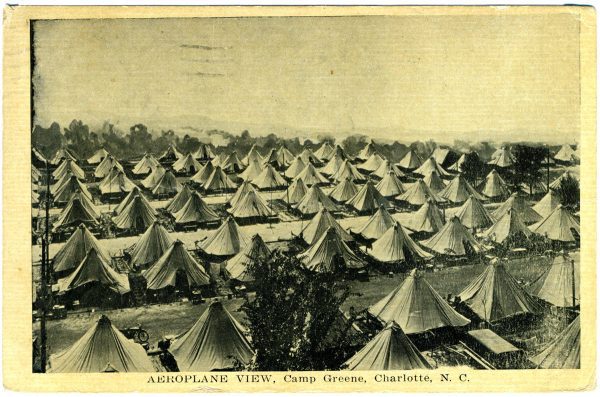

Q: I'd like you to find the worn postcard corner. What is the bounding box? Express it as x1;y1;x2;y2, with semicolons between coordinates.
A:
2;4;596;393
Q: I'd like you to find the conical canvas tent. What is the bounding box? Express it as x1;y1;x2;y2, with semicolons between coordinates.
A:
422;170;447;193
87;148;110;165
113;195;157;231
347;181;391;213
554;144;577;163
51;147;78;165
372;160;405;179
172;153;202;174
331;160;366;183
294;184;338;216
220;151;244;173
174;192;220;225
33;147;48;166
53;159;85;181
230;180;259;209
57;247;130;295
284;156;307;179
369;223;433;263
203;166;237;193
396;179;444;206
322;151;349;175
32;165;41;184
169;301;254;371
151;170;181;196
298;227;365;272
201;216;250;256
227;190;272;220
94;155;124;179
357;141;378;161
141;164;166;189
114;186;152;215
405;200;445;234
159;145;183;161
261;148;278;167
549;170;578;189
479;169;510;199
373;170;405;198
487;147;514;168
439;174;487;204
299;148;320;165
132;153;160;175
99;170;137;195
448;153;467;172
252;164;287;190
239;159;263;181
210;152;227;167
529;205;580;242
143;240;210;290
431;147;456;167
284;178;308;205
455;196;494;229
242;144;263;166
458;260;541;322
329;177;359;203
53;175;93;204
53;194;100;231
275;145;295;168
358;153;385;172
414;157;451;178
192;143;215;160
492;192;542;224
53;224;112;274
294;163;329;186
354;205;396;240
165;184;194;213
48;315;154;373
531;316;580;369
190;161;214;186
314;142;334;160
532;189;561;218
483;208;532;244
368;269;470;334
398;149;423;170
344;321;431;370
129;221;174;267
300;207;353;245
226;234;271;282
529;253;579;307
421;216;484;256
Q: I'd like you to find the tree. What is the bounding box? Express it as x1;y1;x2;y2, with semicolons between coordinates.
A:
512;145;546;194
241;251;354;371
555;174;580;210
128;124;153;155
64;120;97;159
459;152;485;185
32;122;63;159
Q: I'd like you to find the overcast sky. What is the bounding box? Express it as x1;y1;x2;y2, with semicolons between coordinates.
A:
33;14;580;143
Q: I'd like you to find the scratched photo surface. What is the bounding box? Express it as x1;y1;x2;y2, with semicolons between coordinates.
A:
30;14;582;376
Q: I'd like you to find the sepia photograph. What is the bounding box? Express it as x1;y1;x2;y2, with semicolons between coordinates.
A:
2;4;595;393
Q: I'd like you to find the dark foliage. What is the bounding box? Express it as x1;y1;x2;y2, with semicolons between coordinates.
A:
32;122;63;159
512;145;547;194
555;174;580;210
460;152;486;185
241;250;353;371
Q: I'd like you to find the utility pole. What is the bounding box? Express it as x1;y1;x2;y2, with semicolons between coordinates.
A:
571;259;577;308
546;146;551;192
39;159;50;373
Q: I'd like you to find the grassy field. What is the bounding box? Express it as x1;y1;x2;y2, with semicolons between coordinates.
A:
35;250;578;356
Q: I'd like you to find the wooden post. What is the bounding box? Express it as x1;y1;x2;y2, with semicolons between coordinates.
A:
571;259;577;308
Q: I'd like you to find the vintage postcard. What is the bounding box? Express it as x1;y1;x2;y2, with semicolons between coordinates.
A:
2;5;596;392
